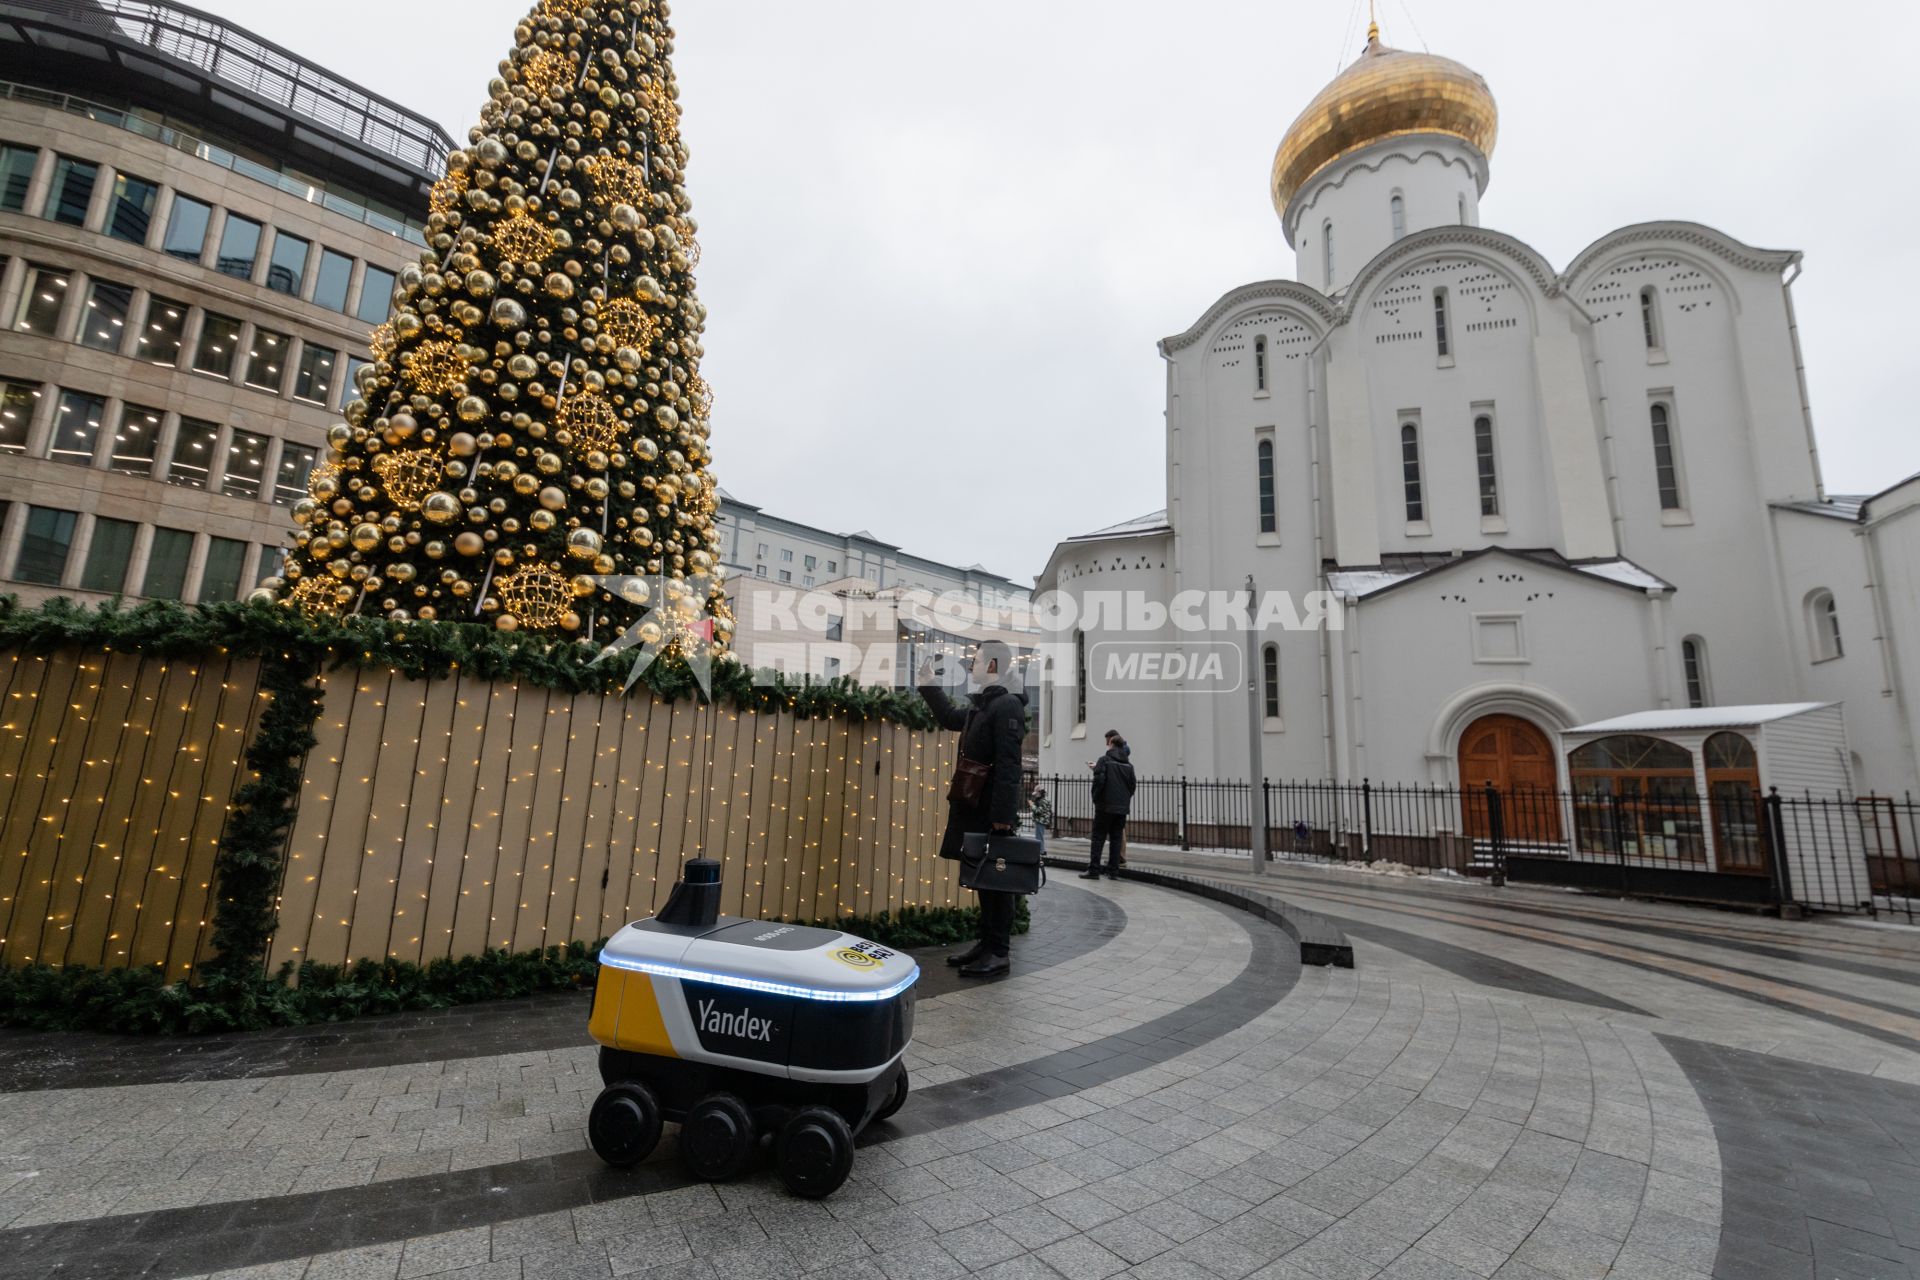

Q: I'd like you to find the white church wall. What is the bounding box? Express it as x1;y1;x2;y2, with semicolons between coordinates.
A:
1340;561;1663;785
1287;139;1484;293
1770;506;1916;794
1860;481;1920;794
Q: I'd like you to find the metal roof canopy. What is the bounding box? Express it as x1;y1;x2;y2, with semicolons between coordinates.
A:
1567;703;1834;734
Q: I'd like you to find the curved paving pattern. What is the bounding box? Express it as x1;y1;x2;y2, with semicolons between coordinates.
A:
1;854;1918;1280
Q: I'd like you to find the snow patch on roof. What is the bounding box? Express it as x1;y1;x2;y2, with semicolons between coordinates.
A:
1068;510;1170;542
1568;703;1833;733
1570;560;1667;590
1327;569;1418;597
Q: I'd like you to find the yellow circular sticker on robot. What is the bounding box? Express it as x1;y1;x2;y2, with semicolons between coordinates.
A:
831;947;882;970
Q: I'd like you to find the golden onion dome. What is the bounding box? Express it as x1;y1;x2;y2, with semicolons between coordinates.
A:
1271;25;1497;216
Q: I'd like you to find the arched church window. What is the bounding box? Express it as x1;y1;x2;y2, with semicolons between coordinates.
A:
1400;423;1424;523
1254;334;1267;392
1640;286;1662;351
1806;589;1844;661
1649;403;1683;510
1262;643;1281;721
1390;194;1406;240
1474;414;1499;517
1704;731;1766;873
1433;288;1451;358
1257;438;1276;534
1323;220;1334;285
1682;636;1710;707
1074;629;1088;724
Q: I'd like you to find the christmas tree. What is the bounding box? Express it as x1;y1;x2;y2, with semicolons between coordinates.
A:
261;0;729;643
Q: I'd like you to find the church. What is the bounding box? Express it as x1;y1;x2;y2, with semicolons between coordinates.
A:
1036;22;1920;809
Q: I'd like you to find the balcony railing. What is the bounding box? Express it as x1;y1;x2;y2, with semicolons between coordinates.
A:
0;79;427;245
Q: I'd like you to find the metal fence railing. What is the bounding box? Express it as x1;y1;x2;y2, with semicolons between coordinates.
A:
1020;773;1920;924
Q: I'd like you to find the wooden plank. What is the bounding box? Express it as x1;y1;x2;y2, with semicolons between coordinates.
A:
791;718;829;923
91;654;167;968
179;658;269;976
267;669;350;970
381;674;456;965
302;669;394;967
343;673;427;963
527;685;585;949
41;650;138;967
650;698;694;914
564;688;619;945
0;649;39;958
147;659;240;980
707;703;747;919
739;707;778;922
116;660;201;969
487;683;548;953
417;675;486;961
2;651;86;965
450;679;519;962
602;689;653;934
27;651;110;965
815;720;852;922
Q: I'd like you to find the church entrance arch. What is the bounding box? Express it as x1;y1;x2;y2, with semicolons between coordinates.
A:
1458;713;1563;844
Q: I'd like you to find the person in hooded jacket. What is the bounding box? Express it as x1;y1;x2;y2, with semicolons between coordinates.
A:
917;640;1027;977
1083;731;1135;879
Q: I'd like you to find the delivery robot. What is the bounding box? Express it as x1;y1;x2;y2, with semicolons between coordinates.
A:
586;859;918;1197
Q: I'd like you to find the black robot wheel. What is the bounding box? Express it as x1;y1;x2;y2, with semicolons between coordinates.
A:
775;1105;855;1198
681;1092;758;1182
588;1082;662;1168
873;1069;909;1123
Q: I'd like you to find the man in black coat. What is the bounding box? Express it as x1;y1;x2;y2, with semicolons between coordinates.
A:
917;640;1026;977
1083;732;1135;879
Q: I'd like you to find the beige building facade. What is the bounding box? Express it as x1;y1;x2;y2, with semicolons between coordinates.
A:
0;0;446;606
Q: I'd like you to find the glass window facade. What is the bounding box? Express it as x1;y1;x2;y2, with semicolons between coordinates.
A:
341;355;371;407
0;379;35;454
223;430;268;499
313;248;353;311
355;264;395;323
17;506;76;584
109;403;162;476
194;313;242;377
214;213;262;280
80;517;137;593
168;418;218;489
162;195;212;262
14;265;68;335
199;537;248;602
0;144;35;212
42;156;97;226
294;343;336;404
266;231;310;295
107;173;157;244
78;279;133;352
273;443;315;505
142;528;192;599
48;389;104;466
243;329;289;393
138;296;188;366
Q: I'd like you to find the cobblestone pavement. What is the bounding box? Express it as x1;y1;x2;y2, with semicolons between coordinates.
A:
2;856;1918;1280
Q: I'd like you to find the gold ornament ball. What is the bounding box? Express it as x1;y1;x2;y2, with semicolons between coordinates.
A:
559;611;581;631
592;552;616;574
247;587;276;606
566;528;603;560
529;509;557;532
571;574;598;598
422;492;462;524
454;531;486;556
350;523;383;552
456;396;490;422
539;486;568;510
448;432;478;457
495;613;520;632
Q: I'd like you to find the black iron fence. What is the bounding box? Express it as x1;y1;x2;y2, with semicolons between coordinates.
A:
1021;773;1920;924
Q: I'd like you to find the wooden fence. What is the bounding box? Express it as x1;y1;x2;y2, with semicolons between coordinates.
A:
0;648;963;974
0;649;267;974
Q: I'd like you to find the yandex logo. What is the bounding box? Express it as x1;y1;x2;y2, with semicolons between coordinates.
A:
697;997;775;1043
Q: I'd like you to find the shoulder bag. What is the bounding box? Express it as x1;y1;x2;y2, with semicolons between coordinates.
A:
959;831;1046;895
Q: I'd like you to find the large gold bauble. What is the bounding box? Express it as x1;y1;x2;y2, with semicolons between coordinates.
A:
555;389;624;452
454;531;485;555
456;396;489;422
372;448;445;511
448;432;478;457
492;210;556;263
566;528;603;560
421;491;462;524
349;523;382;552
544;272;574;299
495;614;520;632
539;486;568;510
529;509;557;532
591;552;616;574
491;298;528;328
595;297;659;352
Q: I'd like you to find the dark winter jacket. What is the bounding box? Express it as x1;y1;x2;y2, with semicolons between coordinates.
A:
919;682;1027;857
1091;746;1136;815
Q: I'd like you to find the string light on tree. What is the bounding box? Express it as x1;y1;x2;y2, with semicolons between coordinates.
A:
259;0;730;643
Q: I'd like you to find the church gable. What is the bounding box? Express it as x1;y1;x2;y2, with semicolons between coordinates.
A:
1364;254;1527;348
1581;253;1721;331
1208;308;1315;376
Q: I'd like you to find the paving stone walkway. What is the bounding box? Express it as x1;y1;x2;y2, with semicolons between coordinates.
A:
2;852;1918;1280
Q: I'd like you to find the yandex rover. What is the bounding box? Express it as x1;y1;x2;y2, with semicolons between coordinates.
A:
586;859;918;1197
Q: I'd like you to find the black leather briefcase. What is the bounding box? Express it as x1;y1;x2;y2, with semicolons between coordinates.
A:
959;832;1046;895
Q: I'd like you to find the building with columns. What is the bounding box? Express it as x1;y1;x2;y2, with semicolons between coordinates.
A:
0;0;441;607
1038;23;1920;810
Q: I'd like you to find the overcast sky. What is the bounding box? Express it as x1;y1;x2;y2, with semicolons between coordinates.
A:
200;0;1919;585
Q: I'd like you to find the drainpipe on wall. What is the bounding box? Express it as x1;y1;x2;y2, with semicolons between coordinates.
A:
1165;354;1187;775
1345;596;1366;779
1782;261;1826;501
1591;354;1629;560
1306;338;1337;781
1646;588;1674;708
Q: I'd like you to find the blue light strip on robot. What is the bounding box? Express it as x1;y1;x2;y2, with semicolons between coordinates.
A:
598;953;919;1002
